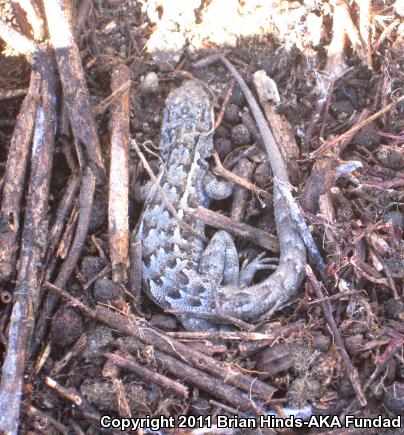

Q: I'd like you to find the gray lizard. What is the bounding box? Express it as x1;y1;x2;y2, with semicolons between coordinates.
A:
138;80;306;331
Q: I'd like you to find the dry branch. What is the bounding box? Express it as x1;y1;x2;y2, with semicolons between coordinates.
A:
45;282;278;403
105;352;189;399
190;206;279;253
0;70;41;283
306;265;367;407
42;0;105;182
0;50;56;435
108;63;131;284
30;168;96;357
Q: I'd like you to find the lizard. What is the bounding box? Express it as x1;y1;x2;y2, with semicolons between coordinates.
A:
138;80;306;331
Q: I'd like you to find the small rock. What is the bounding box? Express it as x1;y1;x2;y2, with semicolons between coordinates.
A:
313;333;331;352
344;334;364;356
214;125;230;139
383;210;404;229
214;138;233;160
352;122;381;149
254;161;272;188
82;324;114;364
50;306;84;348
150;314;178;331
224;103;240;124
385;298;404;321
376;145;404;169
81;256;106;280
383;383;404;414
139;72;159;95
93;277;121;304
231;124;251;146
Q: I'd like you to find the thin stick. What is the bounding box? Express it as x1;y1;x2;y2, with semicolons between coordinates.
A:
0;70;41;283
306;265;367;407
311;94;404;158
108;64;131;284
45;282;278;402
0;19;39;58
42;0;105;182
219;56;289;183
30;168;96;357
190;206;279;253
0;51;56;435
104;352;189;399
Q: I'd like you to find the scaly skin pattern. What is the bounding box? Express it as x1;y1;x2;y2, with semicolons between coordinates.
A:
139;81;306;331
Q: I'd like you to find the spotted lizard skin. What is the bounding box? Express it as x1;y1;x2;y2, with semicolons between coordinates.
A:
139;81;306;331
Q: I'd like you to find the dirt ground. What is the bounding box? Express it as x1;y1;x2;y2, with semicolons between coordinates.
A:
0;0;403;433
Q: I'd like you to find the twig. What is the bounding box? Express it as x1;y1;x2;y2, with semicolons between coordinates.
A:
14;0;45;41
44;377;101;423
0;19;39;58
311;95;404;158
0;50;56;435
45;282;278;402
129;234;142;310
108;63;131;284
132;139;207;242
22;403;68;435
252;70;300;184
30;167;96;357
93;79;131;116
151;349;265;415
230;158;255;222
306;265;367;407
74;0;93;37
217;55;306;321
42;0;105;182
44;174;81;270
212;151;272;201
213;78;235;129
104;352;189;399
219;56;288;182
0;88;27;100
189;206;279;253
0;70;41;283
372;18;400;52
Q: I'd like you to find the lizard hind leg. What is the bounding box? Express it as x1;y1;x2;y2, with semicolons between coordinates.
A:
200;230;240;286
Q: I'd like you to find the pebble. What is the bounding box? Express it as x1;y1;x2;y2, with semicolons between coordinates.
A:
94;277;121;304
139;72;159;95
214;138;233;160
224;103;240;124
376;145;404;170
50;306;84;347
231;123;251;146
81;256;106;280
352;123;381;149
214;125;230;139
344;334;364;356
